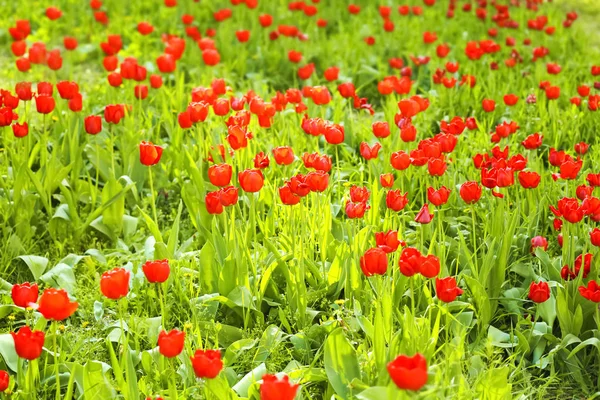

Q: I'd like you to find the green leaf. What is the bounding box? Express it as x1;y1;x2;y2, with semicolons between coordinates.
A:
356;386;392;400
324;328;361;398
101;178;125;234
0;334;19;371
567;338;600;359
40;263;76;293
232;363;267;397
16;255;49;280
224;339;257;365
254;325;285;363
82;361;116;400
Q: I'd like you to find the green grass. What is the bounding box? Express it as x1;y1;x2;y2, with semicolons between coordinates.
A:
0;0;600;399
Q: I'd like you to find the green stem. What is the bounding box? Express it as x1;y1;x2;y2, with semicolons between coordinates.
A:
471;205;478;275
158;283;167;328
148;167;158;225
53;321;60;400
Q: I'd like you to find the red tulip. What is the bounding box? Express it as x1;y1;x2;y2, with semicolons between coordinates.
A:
206;191;224;214
11;326;45;360
338;83;356;98
272;147;295;165
63;36;78;50
46;6;62;20
574;142;589;155
554;197;584;223
12;122;28;138
559;158;582;180
104;104;126;123
219;186;239;206
528;281;550;303
375;230;403;253
69;93;83;112
254;152;270;169
57;81;79;100
530;236;548;252
236;30;250;43
0;370;8;392
360;248;388;276
591;228;600;247
435;277;463;302
345;201;368;219
139;141;163;166
350;186;370;203
518;171;541;189
579;281;600;302
420;254;440;278
84;115;102;135
11;282;38;308
202;49;221;66
134;85;148;100
482;99;496;112
503;94;518;106
239;169;264;193
190;349;223;378
38;288;78;320
459;181;482;204
259;14;273;28
35;94;55;114
372;121;390;138
348;4;360;14
158;329;185;358
208;164;232;187
279;185;301;206
260;374;299;400
387;353;427;391
545;86;560;100
399;247;422;277
100;268;130;300
386;190;408;211
427;158;447;176
380;173;394;188
142;260;170;283
390;151;411;170
415;204;434;224
398;99;420;118
306;171;329;192
427;186;450;206
324;67;340;82
150;75;163;89
521;133;543;150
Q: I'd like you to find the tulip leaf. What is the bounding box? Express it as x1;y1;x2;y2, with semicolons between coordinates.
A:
0;334;19;371
232;362;267;397
356;386;392;400
82;360;116;399
16;255;49;280
324;328;361;398
40;263;76;294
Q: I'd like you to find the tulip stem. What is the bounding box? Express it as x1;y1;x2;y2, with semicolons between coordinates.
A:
168;357;178;399
53;321;60;400
148;167;158;225
471;206;478;275
410;278;416;316
41;114;47;170
158;283;167;328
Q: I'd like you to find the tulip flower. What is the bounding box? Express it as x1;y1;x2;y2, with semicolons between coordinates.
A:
190;349;223;378
100;268;130;300
387;353;428;391
11;282;38;308
158;329;185;358
38;288;78;321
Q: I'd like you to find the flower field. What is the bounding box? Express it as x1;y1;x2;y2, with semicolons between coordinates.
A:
1;0;600;398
